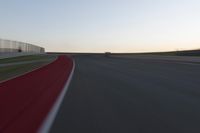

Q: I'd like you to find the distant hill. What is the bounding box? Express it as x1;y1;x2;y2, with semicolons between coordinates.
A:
146;49;200;56
47;49;200;56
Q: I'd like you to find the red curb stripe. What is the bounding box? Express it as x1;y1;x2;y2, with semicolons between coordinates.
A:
38;59;75;133
0;55;73;133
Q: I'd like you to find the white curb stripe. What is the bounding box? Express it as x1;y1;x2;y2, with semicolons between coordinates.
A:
38;59;75;133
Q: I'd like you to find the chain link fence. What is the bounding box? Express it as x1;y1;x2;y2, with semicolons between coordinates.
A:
0;39;45;54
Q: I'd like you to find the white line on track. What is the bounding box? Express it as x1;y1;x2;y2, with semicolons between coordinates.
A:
38;58;75;133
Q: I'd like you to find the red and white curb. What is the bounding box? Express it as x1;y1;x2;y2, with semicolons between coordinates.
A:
38;59;75;133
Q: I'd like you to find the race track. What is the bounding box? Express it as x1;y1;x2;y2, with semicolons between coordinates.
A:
51;55;200;133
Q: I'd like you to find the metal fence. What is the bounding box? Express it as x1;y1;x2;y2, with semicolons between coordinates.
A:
0;39;45;53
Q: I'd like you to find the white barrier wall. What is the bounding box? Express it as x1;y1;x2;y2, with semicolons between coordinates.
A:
0;39;45;53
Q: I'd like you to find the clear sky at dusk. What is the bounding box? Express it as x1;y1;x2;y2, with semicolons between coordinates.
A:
0;0;200;52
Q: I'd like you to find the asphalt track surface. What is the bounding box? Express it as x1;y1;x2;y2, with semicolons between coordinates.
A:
0;56;73;133
51;55;200;133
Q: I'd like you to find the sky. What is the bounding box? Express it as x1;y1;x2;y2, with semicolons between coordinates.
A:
0;0;200;53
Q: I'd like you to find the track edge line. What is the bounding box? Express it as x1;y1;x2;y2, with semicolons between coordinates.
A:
37;58;75;133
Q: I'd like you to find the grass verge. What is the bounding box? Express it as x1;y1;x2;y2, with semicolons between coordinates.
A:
0;54;56;64
0;54;57;82
0;61;51;82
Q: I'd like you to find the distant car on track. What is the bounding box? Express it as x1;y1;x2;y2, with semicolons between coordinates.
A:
105;52;111;57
